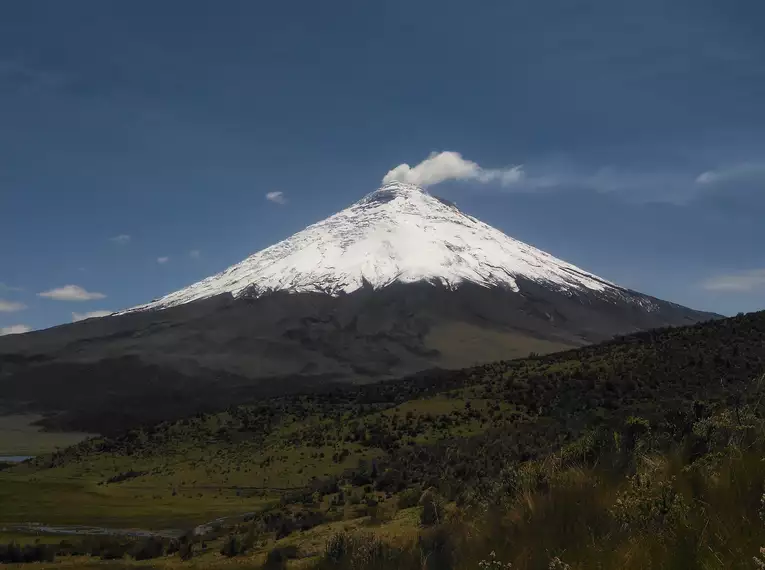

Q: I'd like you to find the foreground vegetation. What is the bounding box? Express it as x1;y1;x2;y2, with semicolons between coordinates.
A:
1;310;764;568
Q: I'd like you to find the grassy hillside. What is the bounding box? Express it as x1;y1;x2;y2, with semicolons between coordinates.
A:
1;311;763;569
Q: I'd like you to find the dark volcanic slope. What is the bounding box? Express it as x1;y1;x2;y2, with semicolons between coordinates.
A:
1;281;717;378
0;281;717;433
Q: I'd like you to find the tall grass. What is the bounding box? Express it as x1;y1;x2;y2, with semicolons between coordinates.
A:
308;403;765;570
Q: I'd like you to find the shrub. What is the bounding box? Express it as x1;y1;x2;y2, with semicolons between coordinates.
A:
397;488;421;509
349;533;390;569
100;544;128;560
612;472;688;536
275;521;292;539
131;536;165;560
179;540;195;560
348;489;363;505
0;542;52;564
478;551;512;570
105;470;148;484
85;537;129;560
418;525;454;570
322;531;400;569
754;546;765;569
264;544;299;569
623;416;652;455
220;534;242;557
26;543;56;563
167;531;196;559
325;531;350;563
167;538;180;555
0;542;23;564
548;556;572;570
419;489;445;526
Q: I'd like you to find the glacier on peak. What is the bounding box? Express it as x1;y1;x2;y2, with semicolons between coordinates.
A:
123;182;625;313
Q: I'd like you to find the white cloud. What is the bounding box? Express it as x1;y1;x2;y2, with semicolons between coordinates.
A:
701;269;765;292
110;234;131;245
383;151;524;188
0;324;32;336
157;256;170;264
696;171;717;185
696;163;765;186
189;249;201;259
38;285;106;301
0;299;27;312
72;310;112;322
266;191;287;204
383;155;690;200
379;153;760;203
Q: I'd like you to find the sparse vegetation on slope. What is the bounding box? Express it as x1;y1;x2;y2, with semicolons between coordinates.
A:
1;311;763;568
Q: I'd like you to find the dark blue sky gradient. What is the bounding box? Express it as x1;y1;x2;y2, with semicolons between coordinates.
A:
1;0;764;331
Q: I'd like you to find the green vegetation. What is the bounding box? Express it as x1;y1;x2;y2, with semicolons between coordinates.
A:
0;476;273;528
1;311;764;568
0;414;92;456
424;322;572;368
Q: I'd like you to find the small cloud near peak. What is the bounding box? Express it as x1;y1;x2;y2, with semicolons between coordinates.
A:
266;191;287;204
157;256;170;264
110;234;131;245
383;151;524;188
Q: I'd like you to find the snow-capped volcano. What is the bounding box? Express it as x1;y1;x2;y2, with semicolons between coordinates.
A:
0;183;719;432
129;182;625;312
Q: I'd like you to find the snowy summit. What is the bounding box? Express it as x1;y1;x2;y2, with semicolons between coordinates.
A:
127;182;625;312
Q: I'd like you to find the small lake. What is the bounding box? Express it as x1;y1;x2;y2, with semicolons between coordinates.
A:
0;455;35;463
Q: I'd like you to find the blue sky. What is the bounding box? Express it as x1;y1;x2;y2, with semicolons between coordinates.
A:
1;0;764;333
